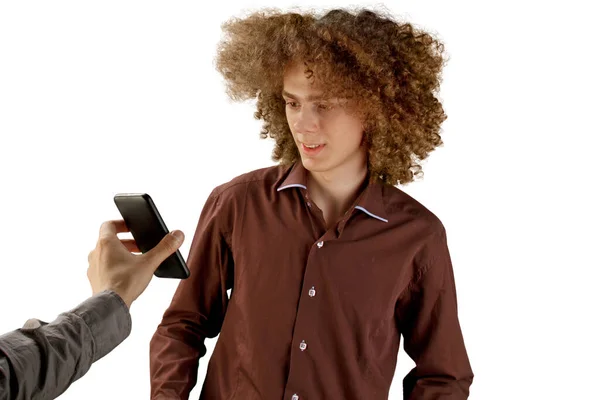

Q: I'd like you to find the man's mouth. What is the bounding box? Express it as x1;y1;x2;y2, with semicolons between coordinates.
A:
300;142;326;154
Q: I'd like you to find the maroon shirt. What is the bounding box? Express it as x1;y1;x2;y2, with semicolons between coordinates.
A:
150;162;473;399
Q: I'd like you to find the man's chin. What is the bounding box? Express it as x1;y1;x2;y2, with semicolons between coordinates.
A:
300;158;328;173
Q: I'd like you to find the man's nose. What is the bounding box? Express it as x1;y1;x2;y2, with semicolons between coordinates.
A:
293;107;318;133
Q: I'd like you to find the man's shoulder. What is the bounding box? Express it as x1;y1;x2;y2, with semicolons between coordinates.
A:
211;164;289;200
383;184;445;234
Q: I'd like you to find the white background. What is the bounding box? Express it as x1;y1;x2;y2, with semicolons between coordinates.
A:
0;1;598;399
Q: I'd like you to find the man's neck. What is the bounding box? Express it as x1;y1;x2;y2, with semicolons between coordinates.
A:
307;157;368;225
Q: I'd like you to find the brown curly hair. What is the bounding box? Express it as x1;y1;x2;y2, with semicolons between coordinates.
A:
215;7;448;186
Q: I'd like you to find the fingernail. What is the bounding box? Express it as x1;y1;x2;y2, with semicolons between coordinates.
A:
171;230;184;242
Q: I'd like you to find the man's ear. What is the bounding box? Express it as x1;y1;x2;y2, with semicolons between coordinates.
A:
360;127;369;147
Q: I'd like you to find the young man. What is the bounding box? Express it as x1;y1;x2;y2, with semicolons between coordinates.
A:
150;8;473;400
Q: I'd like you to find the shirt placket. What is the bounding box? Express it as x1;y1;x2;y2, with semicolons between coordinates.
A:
282;189;340;400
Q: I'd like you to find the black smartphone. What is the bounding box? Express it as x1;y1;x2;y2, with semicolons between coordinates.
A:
113;193;190;279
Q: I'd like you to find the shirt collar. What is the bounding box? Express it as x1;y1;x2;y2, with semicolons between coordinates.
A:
277;162;388;223
277;161;308;191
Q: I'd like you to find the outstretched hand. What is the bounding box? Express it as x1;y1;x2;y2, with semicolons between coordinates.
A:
87;220;184;308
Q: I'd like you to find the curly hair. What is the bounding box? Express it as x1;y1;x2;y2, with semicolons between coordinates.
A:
214;7;448;186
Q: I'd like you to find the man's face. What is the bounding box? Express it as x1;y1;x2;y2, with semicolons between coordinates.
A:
282;61;366;176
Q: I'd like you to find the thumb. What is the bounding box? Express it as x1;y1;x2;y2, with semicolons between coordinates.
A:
144;230;185;267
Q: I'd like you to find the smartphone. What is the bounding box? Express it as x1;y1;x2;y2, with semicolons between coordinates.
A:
113;193;190;279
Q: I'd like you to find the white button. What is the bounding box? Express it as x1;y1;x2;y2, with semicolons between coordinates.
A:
308;286;316;297
22;318;43;330
299;340;307;351
292;395;299;400
317;241;324;248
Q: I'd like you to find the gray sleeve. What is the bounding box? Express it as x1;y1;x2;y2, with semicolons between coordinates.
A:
0;290;132;400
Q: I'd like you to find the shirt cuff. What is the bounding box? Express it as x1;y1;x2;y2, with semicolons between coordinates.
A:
67;290;132;362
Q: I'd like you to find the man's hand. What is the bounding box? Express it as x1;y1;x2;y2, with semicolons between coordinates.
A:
87;220;185;308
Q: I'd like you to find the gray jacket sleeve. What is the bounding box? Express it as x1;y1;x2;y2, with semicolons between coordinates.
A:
0;290;132;400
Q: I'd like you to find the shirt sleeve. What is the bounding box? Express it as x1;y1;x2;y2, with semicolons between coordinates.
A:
0;290;131;400
149;189;235;399
396;226;474;400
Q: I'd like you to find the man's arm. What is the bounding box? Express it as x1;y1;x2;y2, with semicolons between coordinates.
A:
397;226;473;400
150;190;234;399
0;291;131;400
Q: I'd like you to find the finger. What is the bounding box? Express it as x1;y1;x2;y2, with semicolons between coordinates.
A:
120;239;140;253
99;220;129;239
143;230;184;267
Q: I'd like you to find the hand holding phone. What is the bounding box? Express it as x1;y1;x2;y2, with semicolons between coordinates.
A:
113;193;190;279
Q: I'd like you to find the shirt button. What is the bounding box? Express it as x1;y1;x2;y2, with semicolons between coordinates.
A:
308;286;316;297
317;241;324;248
299;340;307;351
22;318;43;330
292;395;299;400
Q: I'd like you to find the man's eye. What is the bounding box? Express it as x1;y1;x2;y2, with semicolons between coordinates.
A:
286;102;299;108
317;103;332;110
